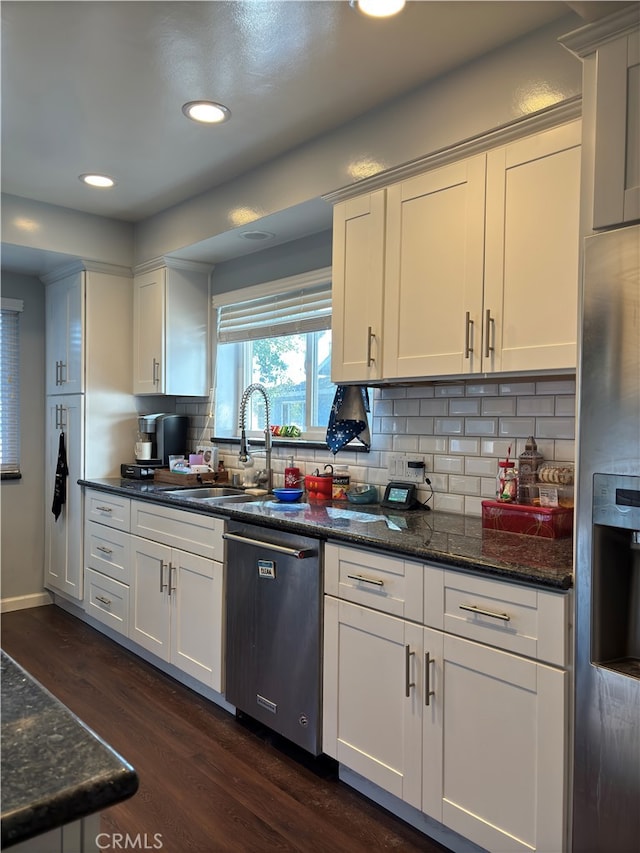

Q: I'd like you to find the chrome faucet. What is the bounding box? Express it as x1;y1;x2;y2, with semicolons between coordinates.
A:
238;383;272;492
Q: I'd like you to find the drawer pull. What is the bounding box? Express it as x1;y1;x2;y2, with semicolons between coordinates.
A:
95;505;113;513
95;595;112;607
346;573;384;587
459;603;511;622
96;545;113;556
405;644;415;697
425;652;435;706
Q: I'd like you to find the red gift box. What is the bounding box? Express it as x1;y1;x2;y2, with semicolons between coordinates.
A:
481;500;573;538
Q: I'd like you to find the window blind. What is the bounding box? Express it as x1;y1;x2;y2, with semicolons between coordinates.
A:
217;282;332;344
1;299;23;476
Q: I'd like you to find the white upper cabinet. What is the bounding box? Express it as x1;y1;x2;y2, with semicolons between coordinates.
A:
329;114;581;383
331;190;386;383
383;155;486;379
45;270;84;395
133;259;211;396
561;9;640;230
483;120;581;373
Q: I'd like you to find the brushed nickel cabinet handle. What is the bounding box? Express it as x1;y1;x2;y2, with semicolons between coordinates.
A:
405;644;415;698
96;545;113;556
464;312;474;359
459;603;511;622
366;326;376;367
168;563;176;596
425;652;435;706
60;361;67;384
95;505;113;513
346;573;384;587
152;358;160;385
95;595;112;607
55;360;61;385
485;309;494;358
160;560;168;592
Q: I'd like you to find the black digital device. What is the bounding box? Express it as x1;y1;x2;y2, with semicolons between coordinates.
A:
381;481;420;510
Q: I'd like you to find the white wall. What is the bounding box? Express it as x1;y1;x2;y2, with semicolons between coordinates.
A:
1;272;46;606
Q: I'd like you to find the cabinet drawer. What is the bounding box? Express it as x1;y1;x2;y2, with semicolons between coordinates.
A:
85;568;129;636
85;520;130;583
325;542;423;623
85;489;131;531
131;501;224;560
428;568;569;666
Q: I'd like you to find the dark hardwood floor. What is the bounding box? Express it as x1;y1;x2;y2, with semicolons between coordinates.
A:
2;605;449;852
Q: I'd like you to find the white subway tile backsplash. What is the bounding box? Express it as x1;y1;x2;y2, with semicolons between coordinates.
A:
435;417;464;435
185;374;577;517
481;397;516;416
466;382;500;396
465;418;498;436
394;399;421;416
465;457;497;477
555;395;577;416
536;417;575;440
420;436;448;454
499;382;536;395
434;455;465;474
450;438;480;455
498;417;537;437
420;399;449;416
449;398;481;416
449;475;481;495
434;384;465;397
517;396;555;416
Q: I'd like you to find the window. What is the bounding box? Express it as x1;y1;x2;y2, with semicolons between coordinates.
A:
0;299;23;478
213;268;334;440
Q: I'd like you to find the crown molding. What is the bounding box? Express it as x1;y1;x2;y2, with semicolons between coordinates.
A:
559;4;640;57
40;259;133;285
133;256;214;277
322;98;582;205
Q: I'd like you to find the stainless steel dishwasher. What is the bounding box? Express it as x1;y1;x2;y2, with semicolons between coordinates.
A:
223;520;323;755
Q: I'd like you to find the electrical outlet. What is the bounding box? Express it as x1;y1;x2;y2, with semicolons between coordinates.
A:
405;455;426;482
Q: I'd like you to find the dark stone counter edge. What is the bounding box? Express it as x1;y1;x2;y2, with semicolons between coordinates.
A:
1;654;139;849
80;480;573;591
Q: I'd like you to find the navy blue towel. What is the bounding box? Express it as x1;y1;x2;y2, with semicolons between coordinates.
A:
326;386;371;454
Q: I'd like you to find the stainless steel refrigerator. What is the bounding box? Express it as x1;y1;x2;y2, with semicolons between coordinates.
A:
573;223;640;852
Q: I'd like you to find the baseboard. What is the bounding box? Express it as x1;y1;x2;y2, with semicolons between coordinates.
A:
1;591;53;613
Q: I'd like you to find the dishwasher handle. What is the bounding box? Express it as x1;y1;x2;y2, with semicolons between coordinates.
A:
222;531;316;559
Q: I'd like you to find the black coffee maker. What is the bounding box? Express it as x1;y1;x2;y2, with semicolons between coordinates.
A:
122;414;189;478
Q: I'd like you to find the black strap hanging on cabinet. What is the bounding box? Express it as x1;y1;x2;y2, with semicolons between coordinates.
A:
51;431;69;521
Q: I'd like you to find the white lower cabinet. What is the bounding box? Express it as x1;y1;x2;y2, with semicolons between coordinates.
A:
323;542;569;853
130;501;224;692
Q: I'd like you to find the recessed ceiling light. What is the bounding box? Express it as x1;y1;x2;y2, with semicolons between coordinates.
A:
182;101;231;124
79;173;115;188
240;230;275;241
349;0;406;17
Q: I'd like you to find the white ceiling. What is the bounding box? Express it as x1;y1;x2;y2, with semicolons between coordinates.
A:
0;0;626;272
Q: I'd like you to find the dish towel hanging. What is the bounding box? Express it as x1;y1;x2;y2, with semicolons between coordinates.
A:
326;385;371;454
51;431;69;521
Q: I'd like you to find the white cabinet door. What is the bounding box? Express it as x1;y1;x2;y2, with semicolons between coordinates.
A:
132;267;164;394
484;120;581;373
133;260;210;395
424;631;567;853
323;596;423;808
130;535;171;659
592;27;640;228
45;271;84;395
383;155;486;379
170;550;223;691
45;396;84;600
331;190;386;382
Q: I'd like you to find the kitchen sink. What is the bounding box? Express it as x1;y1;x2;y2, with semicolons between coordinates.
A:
165;487;259;504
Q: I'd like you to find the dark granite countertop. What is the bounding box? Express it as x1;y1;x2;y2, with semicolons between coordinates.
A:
81;479;573;590
1;652;138;849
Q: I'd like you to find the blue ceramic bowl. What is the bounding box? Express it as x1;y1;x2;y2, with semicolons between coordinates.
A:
273;488;304;502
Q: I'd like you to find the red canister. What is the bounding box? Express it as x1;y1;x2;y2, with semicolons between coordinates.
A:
304;465;333;500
